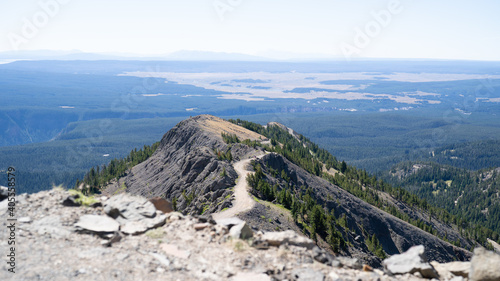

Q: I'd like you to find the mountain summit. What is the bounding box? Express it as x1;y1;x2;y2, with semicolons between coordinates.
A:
92;115;475;266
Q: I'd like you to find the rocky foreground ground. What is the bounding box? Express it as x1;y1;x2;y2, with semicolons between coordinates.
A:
1;188;499;281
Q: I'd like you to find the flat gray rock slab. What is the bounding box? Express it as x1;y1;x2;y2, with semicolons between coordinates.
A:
121;213;167;235
104;193;157;223
75;215;120;233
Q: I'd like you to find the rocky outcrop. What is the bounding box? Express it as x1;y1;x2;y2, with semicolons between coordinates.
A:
103;115;266;215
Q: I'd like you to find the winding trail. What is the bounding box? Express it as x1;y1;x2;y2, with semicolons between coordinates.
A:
213;153;266;220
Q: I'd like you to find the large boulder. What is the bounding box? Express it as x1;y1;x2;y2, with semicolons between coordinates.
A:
104;193;157;222
469;247;500;281
101;193;167;235
383;245;439;279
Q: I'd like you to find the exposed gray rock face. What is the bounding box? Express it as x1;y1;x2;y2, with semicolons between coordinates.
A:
75;215;120;234
383;245;438;278
469;247;500;281
103;115;265;216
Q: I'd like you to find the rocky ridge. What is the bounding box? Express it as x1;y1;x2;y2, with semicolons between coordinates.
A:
2;188;499;281
97;115;474;265
103;115;266;215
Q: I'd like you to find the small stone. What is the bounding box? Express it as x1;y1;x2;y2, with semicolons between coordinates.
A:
101;232;122;247
78;268;86;275
329;271;340;280
251;239;270;250
0;185;9;201
62;195;81;207
337;256;363;269
363;264;373;272
167;212;185;221
90;201;103;208
311;246;335;265
194;223;211;231
19;216;32;223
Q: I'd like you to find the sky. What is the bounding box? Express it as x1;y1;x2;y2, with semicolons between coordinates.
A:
0;0;499;60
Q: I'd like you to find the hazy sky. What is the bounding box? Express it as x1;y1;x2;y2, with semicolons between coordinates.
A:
1;0;499;60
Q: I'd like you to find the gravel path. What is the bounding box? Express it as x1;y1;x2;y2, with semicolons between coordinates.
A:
213;154;265;220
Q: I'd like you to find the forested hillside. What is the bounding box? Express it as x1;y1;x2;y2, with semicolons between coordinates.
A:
227;119;499;248
383;161;500;238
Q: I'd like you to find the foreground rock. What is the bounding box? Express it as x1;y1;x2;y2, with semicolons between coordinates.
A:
469;247;500;281
383;245;438;278
104;193;167;235
2;188;498;281
431;261;470;279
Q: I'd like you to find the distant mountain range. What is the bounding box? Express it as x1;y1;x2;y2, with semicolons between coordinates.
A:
0;50;273;61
